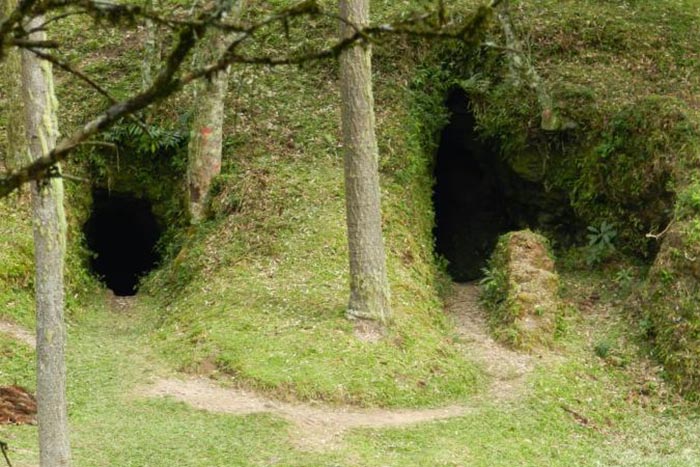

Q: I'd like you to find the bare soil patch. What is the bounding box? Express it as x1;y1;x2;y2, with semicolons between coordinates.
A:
352;318;385;343
141;377;472;450
445;282;534;402
0;321;34;349
106;290;136;313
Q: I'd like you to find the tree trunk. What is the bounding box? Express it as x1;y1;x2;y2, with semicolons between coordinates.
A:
496;0;568;131
141;0;161;91
21;17;71;467
1;0;28;173
186;2;245;223
338;0;391;323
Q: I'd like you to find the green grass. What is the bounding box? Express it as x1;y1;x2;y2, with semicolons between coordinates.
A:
0;195;36;330
4;0;700;464
143;158;481;407
0;335;35;390
3;273;700;466
0;300;338;467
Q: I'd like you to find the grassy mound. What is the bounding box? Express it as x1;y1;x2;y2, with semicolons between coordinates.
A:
637;109;700;397
140;59;483;407
481;230;561;349
4;0;700;405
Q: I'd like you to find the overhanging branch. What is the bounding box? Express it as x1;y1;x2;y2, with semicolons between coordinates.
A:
0;2;496;198
0;22;201;197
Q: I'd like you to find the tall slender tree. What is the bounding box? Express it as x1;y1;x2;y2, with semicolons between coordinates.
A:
2;0;69;464
186;0;245;223
21;16;72;467
141;0;161;91
338;0;391;323
1;0;26;174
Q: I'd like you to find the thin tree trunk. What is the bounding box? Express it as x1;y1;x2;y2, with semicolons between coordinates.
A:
338;0;391;323
186;2;245;223
141;0;161;91
496;0;565;131
21;16;71;467
186;61;228;222
1;0;28;173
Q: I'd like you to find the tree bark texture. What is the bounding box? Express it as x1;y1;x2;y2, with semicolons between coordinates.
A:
21;16;71;467
186;1;245;223
338;0;391;323
1;0;28;172
141;0;161;91
496;0;562;130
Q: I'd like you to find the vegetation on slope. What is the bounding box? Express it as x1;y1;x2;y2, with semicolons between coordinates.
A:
139;60;483;406
2;273;700;466
2;0;700;452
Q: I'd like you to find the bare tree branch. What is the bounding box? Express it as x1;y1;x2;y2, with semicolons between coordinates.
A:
0;0;39;54
27;47;117;101
24;9;86;34
0;22;201;197
0;1;496;198
9;38;58;47
26;47;150;130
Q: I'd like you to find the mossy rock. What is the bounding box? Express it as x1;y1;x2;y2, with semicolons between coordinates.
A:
481;230;560;350
634;105;700;399
643;196;700;399
569;96;690;257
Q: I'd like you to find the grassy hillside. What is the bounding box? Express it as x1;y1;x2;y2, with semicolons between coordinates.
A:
134;0;700;401
138;46;483;406
2;0;700;403
3;0;700;464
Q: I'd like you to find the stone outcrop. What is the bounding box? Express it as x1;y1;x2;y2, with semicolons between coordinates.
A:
481;230;560;349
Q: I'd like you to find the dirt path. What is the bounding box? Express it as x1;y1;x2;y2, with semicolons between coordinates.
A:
138;283;535;449
142;377;472;449
0;290;134;349
445;282;534;402
0;321;35;348
107;290;136;313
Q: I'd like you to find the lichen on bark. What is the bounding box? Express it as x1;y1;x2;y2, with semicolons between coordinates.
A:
339;0;392;324
20;14;71;467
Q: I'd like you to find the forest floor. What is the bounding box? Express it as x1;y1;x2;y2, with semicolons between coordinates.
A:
2;274;700;466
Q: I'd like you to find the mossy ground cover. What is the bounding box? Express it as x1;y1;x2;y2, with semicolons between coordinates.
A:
0;196;35;329
481;230;560;349
3;0;700;463
2;272;700;466
141;152;482;407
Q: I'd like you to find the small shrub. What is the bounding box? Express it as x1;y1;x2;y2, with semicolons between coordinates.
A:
586;221;617;266
594;340;613;359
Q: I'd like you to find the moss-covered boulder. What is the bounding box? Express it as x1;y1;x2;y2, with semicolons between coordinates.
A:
642;150;700;398
481;230;560;349
567;96;684;258
644;220;700;397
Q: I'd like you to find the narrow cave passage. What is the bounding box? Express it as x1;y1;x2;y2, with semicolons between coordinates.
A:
433;90;519;282
83;190;162;296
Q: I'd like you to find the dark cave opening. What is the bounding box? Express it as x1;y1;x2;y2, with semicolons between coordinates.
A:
83;189;162;296
433;89;567;282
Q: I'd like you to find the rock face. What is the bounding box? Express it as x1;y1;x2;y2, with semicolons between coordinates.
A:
481;230;560;349
0;385;37;425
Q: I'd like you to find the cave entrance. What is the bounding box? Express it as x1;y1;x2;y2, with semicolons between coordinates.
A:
83;189;162;296
433;89;520;282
